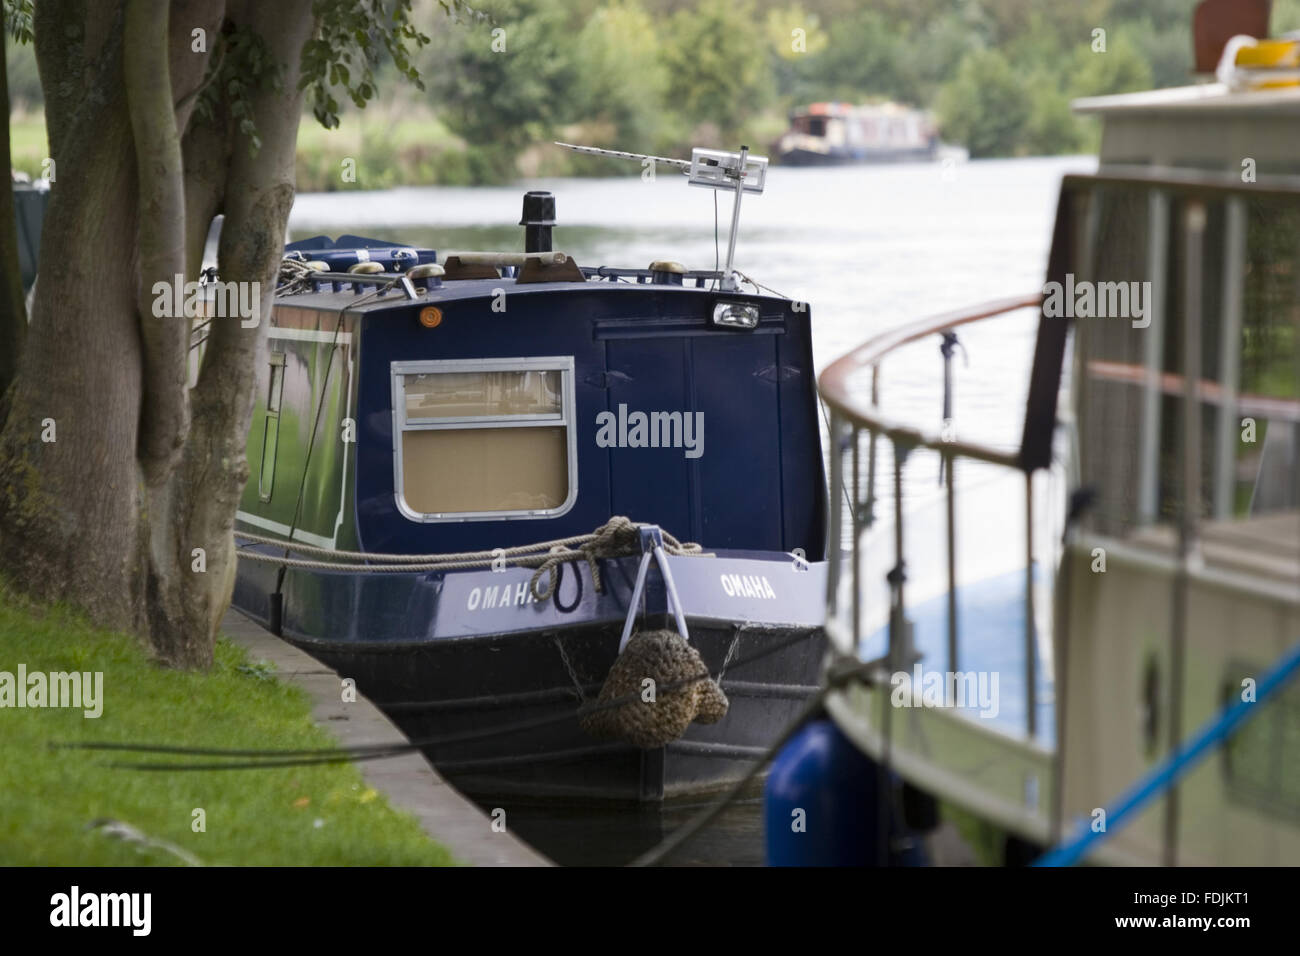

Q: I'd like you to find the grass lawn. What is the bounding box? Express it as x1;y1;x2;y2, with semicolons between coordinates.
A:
0;591;458;866
8;111;49;179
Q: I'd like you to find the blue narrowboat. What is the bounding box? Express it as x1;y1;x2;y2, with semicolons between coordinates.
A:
229;181;829;801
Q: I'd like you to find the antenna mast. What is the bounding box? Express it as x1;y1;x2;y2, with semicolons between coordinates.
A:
554;142;768;292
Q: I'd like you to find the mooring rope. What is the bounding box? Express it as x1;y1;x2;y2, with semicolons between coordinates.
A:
60;640;873;871
628;654;874;867
234;516;709;601
55;627;822;770
275;257;323;295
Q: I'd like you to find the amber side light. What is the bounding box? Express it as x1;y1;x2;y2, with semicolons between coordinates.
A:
419;306;443;328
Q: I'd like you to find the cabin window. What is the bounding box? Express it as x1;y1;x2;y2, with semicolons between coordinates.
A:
391;357;577;521
1074;188;1300;538
258;351;286;502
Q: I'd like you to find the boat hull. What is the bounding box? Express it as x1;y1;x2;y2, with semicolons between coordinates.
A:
232;547;828;801
778;145;939;166
287;616;824;802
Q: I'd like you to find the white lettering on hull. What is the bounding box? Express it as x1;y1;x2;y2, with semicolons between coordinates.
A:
719;573;776;599
467;581;539;612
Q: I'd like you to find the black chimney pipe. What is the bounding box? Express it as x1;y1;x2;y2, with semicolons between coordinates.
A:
520;190;555;253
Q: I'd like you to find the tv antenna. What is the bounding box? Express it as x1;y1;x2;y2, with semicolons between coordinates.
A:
554;142;768;292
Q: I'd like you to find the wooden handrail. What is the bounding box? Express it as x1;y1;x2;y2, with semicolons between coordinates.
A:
1086;359;1300;422
816;293;1042;468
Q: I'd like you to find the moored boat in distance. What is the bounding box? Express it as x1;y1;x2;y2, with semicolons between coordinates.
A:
775;102;942;166
222;148;831;803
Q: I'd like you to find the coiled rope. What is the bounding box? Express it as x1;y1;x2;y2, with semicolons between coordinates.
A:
234;515;709;601
276;257;324;295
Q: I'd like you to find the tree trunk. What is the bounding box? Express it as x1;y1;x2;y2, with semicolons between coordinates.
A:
144;0;314;667
0;2;147;631
126;0;191;487
0;0;316;670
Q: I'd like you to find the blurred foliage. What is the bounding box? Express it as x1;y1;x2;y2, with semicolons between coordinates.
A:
576;1;670;147
3;0;37;109
658;0;773;141
3;0;31;42
936;50;1031;159
10;0;1296;183
299;0;434;130
420;0;585;178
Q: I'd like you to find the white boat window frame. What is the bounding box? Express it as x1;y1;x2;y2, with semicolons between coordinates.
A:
390;355;578;523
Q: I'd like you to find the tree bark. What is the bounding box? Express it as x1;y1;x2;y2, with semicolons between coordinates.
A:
1;0;335;668
125;0;190;487
144;0;314;667
0;1;146;630
0;0;315;670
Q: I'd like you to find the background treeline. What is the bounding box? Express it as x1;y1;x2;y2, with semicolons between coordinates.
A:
10;0;1300;187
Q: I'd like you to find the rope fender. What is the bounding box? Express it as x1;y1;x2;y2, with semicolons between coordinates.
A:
577;523;727;749
578;629;729;749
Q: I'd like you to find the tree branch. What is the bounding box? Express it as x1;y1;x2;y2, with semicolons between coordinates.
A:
125;0;189;486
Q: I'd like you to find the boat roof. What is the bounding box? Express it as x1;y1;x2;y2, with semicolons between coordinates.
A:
1073;82;1300;115
275;275;785;316
792;101;924;117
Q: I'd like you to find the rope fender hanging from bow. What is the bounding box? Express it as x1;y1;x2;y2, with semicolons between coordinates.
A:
576;522;729;749
578;629;730;749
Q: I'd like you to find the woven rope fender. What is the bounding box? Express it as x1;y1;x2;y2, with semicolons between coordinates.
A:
579;629;729;749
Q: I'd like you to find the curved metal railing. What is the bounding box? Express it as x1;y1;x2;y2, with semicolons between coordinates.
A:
817;292;1045;739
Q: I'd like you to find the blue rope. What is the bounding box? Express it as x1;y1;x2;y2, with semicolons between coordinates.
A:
1035;639;1300;867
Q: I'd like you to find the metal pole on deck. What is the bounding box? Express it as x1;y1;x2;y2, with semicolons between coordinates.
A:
826;411;843;623
947;450;958;675
1025;470;1036;741
1164;199;1206;866
852;428;862;650
880;443;909;865
721;146;749;290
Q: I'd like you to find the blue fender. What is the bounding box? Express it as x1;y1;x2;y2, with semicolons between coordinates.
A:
764;719;929;866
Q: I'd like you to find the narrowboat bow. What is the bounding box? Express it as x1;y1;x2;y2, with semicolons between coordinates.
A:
226;153;831;802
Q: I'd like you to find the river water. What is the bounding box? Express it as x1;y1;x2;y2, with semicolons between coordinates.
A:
288;155;1097;865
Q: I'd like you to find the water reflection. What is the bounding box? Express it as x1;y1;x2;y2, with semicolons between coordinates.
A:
465;787;767;867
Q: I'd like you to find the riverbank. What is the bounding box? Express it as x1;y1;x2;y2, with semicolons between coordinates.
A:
11;110;771;189
0;586;457;865
220;609;549;866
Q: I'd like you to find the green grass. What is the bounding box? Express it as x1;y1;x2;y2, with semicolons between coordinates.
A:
8;111;49;180
0;591;459;865
294;109;476;189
